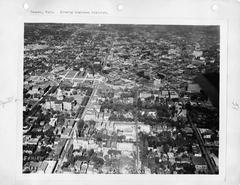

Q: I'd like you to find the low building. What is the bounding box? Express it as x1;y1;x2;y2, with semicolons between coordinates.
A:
28;161;41;172
139;92;152;100
67;119;75;128
138;123;151;134
114;122;136;141
84;110;96;121
192;156;208;173
181;127;193;136
187;83;201;93
73;138;99;150
63;97;74;110
117;142;136;152
61;128;72;138
23;136;40;145
49;118;57;127
154;79;162;88
147;111;157;119
63;101;72;111
43;101;51;109
54;100;63;111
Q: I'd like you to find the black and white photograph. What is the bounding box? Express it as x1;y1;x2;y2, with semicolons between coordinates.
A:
23;23;220;174
2;0;240;185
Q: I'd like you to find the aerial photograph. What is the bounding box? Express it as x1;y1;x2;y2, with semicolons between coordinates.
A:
23;23;220;174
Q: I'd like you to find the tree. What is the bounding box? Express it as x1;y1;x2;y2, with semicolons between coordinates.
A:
163;144;170;153
137;98;142;107
89;120;96;127
185;102;192;111
61;161;70;169
176;146;185;154
117;135;126;142
92;157;104;169
68;154;75;165
183;163;196;174
88;149;94;158
74;155;87;163
44;127;54;138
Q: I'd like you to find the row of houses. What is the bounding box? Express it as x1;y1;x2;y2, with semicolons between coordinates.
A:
42;96;74;111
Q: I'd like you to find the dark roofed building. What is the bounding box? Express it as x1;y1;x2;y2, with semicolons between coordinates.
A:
192;156;208;173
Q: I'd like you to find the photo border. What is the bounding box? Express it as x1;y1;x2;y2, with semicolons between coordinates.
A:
16;16;228;185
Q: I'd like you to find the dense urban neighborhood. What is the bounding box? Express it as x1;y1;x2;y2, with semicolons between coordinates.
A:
23;24;219;174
